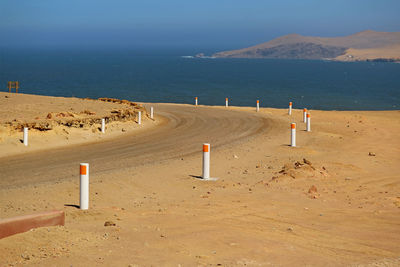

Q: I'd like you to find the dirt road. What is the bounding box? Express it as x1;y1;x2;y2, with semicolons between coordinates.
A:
0;104;268;188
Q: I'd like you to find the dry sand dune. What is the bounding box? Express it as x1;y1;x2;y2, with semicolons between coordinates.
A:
0;94;399;266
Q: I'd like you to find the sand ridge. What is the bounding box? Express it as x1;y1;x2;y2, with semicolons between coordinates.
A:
0;92;157;158
0;95;399;266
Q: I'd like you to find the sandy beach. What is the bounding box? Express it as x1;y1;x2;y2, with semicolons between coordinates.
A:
0;93;399;266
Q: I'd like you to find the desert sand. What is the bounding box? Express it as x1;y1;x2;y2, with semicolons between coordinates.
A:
336;45;400;62
0;93;399;266
0;92;155;158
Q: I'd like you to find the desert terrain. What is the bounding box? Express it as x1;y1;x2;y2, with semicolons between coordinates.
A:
213;30;400;62
0;93;399;266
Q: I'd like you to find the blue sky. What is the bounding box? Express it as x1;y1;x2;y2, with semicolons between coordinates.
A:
0;0;399;49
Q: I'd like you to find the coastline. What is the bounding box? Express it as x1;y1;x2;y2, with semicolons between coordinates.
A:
0;93;399;265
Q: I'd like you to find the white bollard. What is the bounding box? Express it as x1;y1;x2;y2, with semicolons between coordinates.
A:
80;163;89;210
202;143;210;180
225;98;229;107
23;127;28;146
150;107;154;119
256;100;260;112
303;108;307;123
101;118;105;133
291;123;296;147
306;113;311;132
138;111;142;125
289;102;292;115
195;97;198;106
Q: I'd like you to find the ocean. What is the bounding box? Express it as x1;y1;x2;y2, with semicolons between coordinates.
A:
1;48;399;110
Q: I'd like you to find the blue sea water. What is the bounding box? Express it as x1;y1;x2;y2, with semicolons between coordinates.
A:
0;48;399;110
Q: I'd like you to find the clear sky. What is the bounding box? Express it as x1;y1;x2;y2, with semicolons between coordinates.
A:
0;0;399;49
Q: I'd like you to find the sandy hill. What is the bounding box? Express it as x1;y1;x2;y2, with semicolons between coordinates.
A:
213;30;400;61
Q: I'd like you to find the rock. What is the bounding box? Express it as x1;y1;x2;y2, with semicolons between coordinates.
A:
81;110;96;115
368;152;376;156
294;161;304;169
308;185;317;194
21;254;30;260
122;128;126;132
233;155;239;159
303;158;312;165
104;221;116;227
47;113;52;119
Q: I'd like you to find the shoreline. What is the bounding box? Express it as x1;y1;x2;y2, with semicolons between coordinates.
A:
0;93;399;266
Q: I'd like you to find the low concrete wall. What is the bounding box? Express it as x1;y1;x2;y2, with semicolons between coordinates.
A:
0;210;65;239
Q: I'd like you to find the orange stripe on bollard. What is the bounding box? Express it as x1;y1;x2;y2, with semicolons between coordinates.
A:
80;165;87;175
203;144;209;152
291;123;296;129
307;114;310;118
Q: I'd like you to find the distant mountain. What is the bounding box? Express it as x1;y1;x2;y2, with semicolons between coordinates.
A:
213;30;400;61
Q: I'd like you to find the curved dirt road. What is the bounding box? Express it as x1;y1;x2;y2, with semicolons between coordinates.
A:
0;104;269;188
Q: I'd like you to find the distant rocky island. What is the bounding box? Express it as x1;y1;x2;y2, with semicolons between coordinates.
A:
210;30;400;62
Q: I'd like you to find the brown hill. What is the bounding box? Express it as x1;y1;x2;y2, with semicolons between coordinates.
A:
213;30;400;61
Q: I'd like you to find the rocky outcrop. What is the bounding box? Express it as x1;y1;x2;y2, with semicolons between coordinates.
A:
213;30;400;61
1;98;147;132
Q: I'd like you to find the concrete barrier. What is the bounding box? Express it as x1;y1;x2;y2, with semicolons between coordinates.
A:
0;210;65;239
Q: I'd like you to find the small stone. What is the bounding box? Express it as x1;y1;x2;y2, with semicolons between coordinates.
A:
287;227;293;232
233;155;239;159
368;152;376;156
122;128;126;132
303;158;312;165
46;113;52;119
21;254;30;260
104;221;116;227
308;185;317;194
